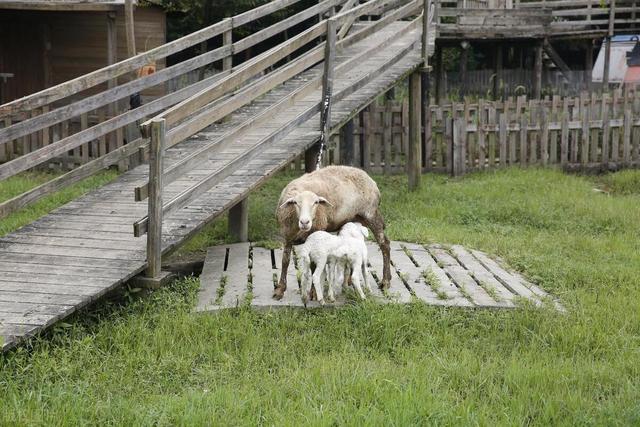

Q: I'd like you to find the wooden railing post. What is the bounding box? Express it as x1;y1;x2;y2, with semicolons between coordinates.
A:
146;118;165;280
422;0;434;171
223;18;233;72
408;71;422;190
309;17;337;171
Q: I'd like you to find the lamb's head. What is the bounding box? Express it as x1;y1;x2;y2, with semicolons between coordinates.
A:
339;222;369;240
279;190;332;232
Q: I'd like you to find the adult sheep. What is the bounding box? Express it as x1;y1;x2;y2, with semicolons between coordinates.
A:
274;165;391;300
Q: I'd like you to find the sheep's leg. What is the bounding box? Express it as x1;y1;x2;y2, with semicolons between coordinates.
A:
274;243;292;300
364;210;391;290
351;261;366;300
312;259;327;306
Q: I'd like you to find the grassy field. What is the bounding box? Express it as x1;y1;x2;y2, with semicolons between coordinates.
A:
0;168;639;425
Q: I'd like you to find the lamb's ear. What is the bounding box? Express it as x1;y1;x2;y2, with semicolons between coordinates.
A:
360;225;370;238
278;198;296;209
317;196;333;207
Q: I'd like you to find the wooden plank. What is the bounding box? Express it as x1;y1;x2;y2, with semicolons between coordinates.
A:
220;244;251;308
469;249;541;302
195;245;227;311
0;279;106;296
0;292;86;306
249;246;278;308
367;242;411;303
478;99;486;169
0;262;126;279
581;104;590;165
540;107;549;165
499;111;507;167
389;242;443;304
623;107;632;164
429;245;499;307
403;243;473;306
560;97;569;165
449;245;515;307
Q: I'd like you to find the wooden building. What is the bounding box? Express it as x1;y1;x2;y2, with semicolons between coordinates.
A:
0;0;166;104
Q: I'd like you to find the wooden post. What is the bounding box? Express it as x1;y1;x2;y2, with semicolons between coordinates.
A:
494;44;503;101
339;119;354;166
309;17;337;172
107;12;126;171
435;46;443;104
124;0;136;58
223;18;233;72
422;0;433;171
228;198;249;242
602;0;616;93
452;117;466;177
534;41;543;99
408;71;422;190
145;118;165;280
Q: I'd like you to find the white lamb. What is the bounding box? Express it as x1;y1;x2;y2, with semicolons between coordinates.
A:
297;222;371;306
328;222;371;300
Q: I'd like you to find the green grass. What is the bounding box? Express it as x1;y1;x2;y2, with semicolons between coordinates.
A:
1;168;640;425
0;170;119;236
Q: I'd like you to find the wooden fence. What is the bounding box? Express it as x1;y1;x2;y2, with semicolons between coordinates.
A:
322;88;640;174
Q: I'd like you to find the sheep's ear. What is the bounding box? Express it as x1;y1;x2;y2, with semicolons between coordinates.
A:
360;225;369;238
317;197;333;207
279;198;296;209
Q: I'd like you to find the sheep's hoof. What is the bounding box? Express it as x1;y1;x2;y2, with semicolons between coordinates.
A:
272;286;285;300
318;298;325;306
328;296;336;303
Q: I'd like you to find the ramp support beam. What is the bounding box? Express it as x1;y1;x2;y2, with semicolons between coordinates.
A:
228;198;249;242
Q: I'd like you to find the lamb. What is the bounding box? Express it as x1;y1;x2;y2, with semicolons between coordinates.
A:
297;222;370;306
275;165;391;300
326;222;372;300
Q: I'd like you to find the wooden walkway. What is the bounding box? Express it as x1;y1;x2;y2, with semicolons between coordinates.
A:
0;21;424;351
196;241;563;311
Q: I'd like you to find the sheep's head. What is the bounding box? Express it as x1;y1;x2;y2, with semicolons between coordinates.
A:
279;190;332;232
339;222;369;240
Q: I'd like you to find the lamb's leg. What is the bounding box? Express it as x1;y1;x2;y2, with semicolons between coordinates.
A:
363;210;391;290
274;242;292;300
351;261;366;300
362;260;372;293
326;260;336;303
312;259;327;306
300;256;312;307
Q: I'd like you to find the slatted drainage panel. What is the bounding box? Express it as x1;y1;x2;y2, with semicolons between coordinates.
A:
195;241;563;312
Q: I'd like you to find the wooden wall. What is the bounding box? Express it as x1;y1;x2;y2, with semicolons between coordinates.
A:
0;6;166;104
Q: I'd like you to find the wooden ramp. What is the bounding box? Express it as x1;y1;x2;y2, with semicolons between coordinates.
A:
196;241;563;311
0;19;426;351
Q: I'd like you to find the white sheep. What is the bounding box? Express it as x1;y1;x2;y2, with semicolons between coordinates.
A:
275;166;391;301
297;222;371;306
